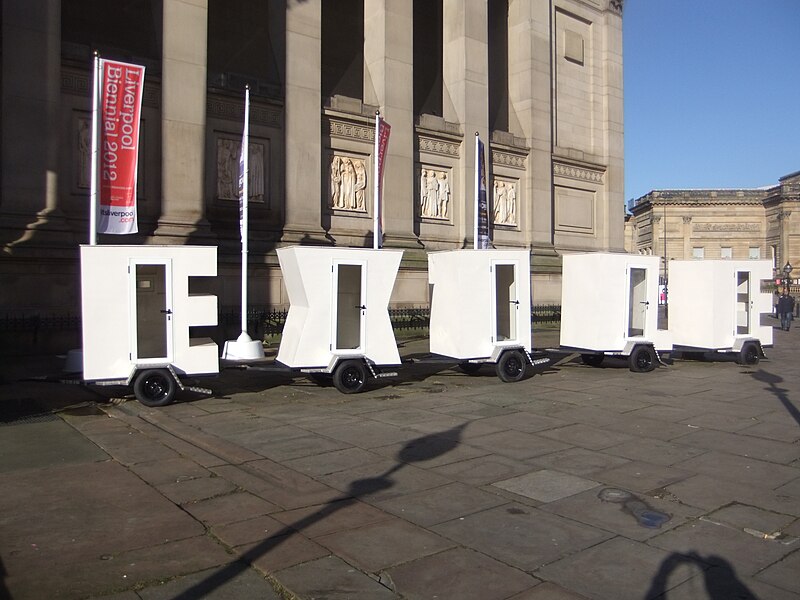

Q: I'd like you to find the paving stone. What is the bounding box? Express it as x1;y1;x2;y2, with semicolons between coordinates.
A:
430;454;538;485
705;503;797;536
529;447;631;476
285;446;387;477
602;414;697;441
237;532;330;574
275;556;398;599
314;420;420;448
0;419;108;472
475;411;570;433
603;437;707;467
675;451;800;489
493;469;599;503
593;460;694;493
648;518;796;577
319;460;454;503
537;537;696;600
212;514;291;547
664;474;800;515
128;456;212;486
680;412;768;433
432;504;611;571
506;581;590;599
272;499;393;538
468;430;572;460
372;432;490;468
665;572;800;600
316;518;454;572
246;433;352;462
183;491;279;526
755;549;800;594
540;487;702;541
740;420;800;444
433;400;517;419
387;547;539;600
537;423;636;450
156;474;239;505
137;566;281;599
377;481;507;526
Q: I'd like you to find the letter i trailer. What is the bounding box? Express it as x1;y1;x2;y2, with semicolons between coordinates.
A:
269;246;404;393
667;259;773;364
78;245;220;406
559;253;672;372
423;249;549;381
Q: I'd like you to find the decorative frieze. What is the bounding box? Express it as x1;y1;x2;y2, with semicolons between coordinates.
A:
693;223;760;233
418;135;460;158
493;150;527;170
329;119;374;143
553;162;605;184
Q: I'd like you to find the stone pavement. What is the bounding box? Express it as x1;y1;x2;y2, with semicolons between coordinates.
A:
1;323;799;600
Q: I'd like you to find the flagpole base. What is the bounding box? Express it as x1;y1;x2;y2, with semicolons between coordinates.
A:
222;333;265;361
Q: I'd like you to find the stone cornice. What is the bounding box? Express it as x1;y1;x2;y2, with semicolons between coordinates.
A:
327;117;375;144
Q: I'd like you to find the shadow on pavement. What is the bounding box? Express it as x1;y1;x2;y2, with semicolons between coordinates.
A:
171;422;469;600
645;551;757;599
750;369;800;427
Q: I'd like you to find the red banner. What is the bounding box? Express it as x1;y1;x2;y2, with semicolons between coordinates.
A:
98;59;145;234
375;115;391;248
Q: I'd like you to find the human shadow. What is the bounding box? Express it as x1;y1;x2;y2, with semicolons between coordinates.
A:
750;369;800;427
171;422;468;599
0;556;11;600
645;551;758;600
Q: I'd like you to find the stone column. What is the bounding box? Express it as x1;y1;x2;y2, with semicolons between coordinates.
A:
156;0;210;241
443;0;489;244
0;0;70;248
682;215;692;259
282;0;325;243
363;0;415;247
601;5;625;251
507;0;555;258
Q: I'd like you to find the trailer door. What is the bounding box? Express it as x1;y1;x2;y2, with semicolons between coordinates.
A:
332;261;366;353
736;271;751;335
130;260;174;363
627;267;648;337
492;262;519;344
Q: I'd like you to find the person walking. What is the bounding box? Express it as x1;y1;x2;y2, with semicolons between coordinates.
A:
777;291;795;331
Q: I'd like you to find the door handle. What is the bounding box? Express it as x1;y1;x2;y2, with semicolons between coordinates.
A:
356;305;366;310
510;300;520;305
160;309;173;314
640;301;649;306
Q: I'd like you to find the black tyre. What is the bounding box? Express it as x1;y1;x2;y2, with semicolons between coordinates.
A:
333;359;368;394
133;369;177;406
496;350;526;383
628;345;656;373
581;353;605;367
458;362;482;375
737;342;760;366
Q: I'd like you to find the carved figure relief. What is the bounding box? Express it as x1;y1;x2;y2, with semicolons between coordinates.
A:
330;155;367;211
493;180;517;226
78;117;91;188
420;168;451;220
216;138;266;202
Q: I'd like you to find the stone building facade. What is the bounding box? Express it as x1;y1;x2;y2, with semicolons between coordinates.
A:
1;0;625;353
625;170;800;284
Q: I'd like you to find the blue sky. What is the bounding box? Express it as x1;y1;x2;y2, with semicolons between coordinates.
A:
623;0;800;203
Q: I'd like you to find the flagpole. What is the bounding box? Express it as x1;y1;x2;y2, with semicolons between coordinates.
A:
373;110;380;250
240;85;250;337
222;85;263;360
89;52;100;246
474;132;479;250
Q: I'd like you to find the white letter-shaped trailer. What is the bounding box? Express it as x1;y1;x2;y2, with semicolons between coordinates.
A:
276;246;403;393
80;245;218;405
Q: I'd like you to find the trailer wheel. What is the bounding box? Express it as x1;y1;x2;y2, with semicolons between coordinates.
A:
629;345;656;373
737;342;760;366
458;362;482;375
133;369;177;406
333;360;368;394
496;350;526;382
581;353;605;367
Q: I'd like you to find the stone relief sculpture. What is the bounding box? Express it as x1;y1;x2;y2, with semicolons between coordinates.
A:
330;155;367;211
493;180;517;225
216;138;266;201
78;117;90;188
419;168;451;220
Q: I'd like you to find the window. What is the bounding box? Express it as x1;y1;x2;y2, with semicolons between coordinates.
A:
720;247;732;259
749;247;761;260
692;247;705;259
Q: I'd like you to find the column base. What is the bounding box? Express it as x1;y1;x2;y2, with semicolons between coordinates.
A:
152;218;217;245
1;208;77;254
